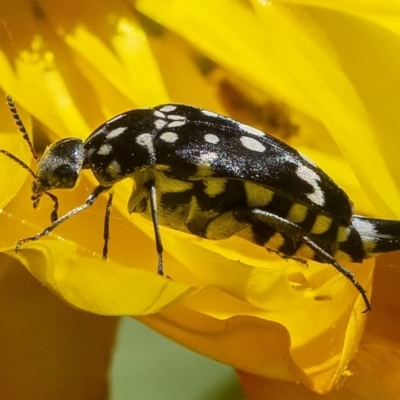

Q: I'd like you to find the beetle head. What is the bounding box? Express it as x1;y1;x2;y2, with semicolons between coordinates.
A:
32;138;85;193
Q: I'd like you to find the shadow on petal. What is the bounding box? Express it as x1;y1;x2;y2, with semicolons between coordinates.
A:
0;254;119;400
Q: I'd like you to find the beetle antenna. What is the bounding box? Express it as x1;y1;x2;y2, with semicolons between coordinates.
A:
6;95;40;162
0;148;37;179
1;96;59;222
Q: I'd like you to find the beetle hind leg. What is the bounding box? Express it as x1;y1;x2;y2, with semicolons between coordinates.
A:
302;236;371;312
250;208;371;312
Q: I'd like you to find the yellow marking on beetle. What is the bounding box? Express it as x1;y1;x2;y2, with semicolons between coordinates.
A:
265;232;285;250
196;164;215;177
154;164;171;171
287;203;308;224
333;250;352;262
204;210;250;240
244;182;274;208
106;160;122;178
157;171;193;193
362;239;377;255
204;178;227;197
295;244;315;260
311;215;332;235
336;226;350;243
185;195;218;235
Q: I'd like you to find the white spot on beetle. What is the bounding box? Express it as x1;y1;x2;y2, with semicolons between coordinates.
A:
106;126;127;139
86;147;96;157
204;133;220;144
351;218;381;254
154;119;167;129
199;151;218;166
97;144;113;155
167;114;186;121
136;133;155;157
160;131;179;143
352;218;378;238
240;136;266;153
153;110;166;118
295;165;325;206
159;105;177;113
167;120;186;128
238;122;265;137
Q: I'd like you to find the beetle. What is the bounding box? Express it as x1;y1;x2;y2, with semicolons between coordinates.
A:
2;95;400;312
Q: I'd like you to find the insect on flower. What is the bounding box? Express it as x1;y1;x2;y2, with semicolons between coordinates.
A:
2;95;400;312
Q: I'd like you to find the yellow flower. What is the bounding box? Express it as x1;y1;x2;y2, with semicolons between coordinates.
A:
0;0;399;398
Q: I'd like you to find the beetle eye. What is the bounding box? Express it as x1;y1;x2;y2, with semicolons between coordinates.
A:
54;165;78;188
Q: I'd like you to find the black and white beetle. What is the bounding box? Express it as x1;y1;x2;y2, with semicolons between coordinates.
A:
2;95;400;312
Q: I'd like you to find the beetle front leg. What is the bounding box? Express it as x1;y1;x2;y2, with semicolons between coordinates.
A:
15;185;109;252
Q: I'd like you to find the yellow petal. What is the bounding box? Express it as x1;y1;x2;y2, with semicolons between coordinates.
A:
237;252;400;398
284;0;400;35
1;1;398;395
254;1;400;217
136;0;317;116
136;253;373;392
0;42;91;139
0;177;195;316
65;23;169;107
4;240;195;315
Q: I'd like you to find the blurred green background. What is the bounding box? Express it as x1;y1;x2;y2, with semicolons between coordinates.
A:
110;317;246;399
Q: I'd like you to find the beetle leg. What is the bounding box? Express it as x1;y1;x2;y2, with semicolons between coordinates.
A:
15;185;109;251
250;208;371;312
302;236;371;312
147;181;164;276
102;192;114;260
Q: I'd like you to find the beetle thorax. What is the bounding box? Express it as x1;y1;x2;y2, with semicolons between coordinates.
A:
82;110;157;186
